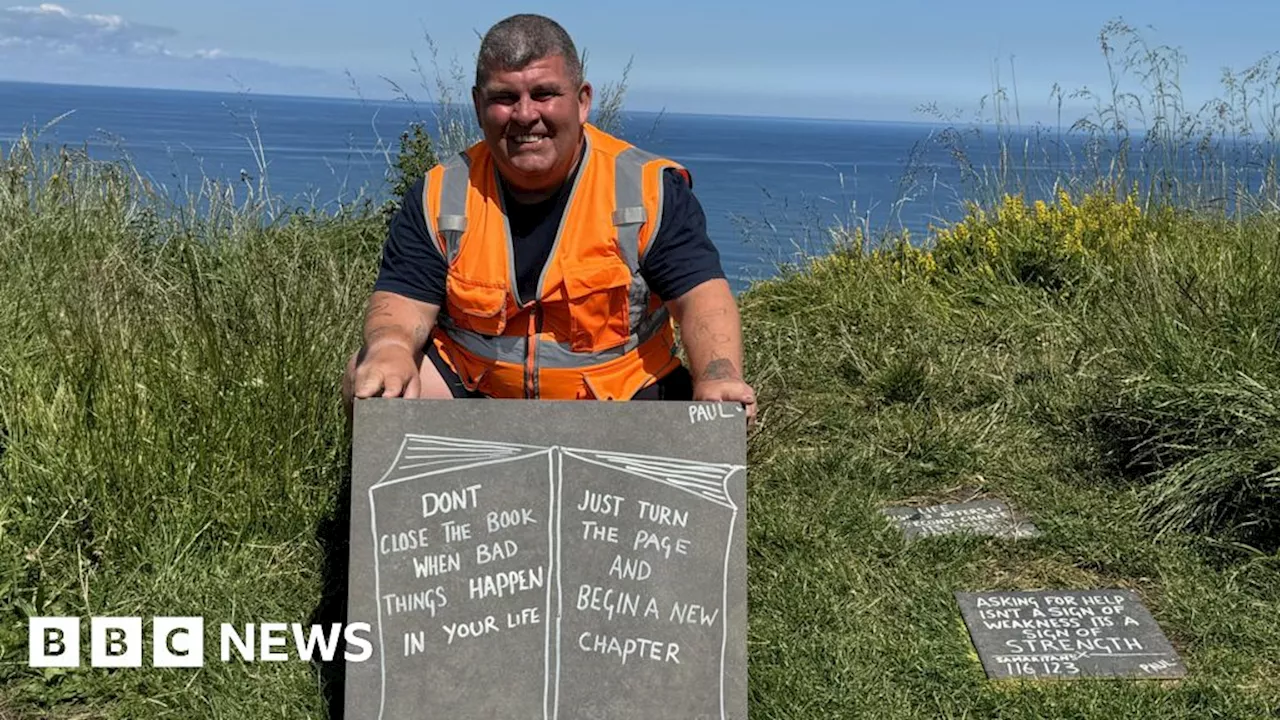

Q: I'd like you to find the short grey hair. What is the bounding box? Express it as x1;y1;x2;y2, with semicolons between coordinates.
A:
474;14;584;89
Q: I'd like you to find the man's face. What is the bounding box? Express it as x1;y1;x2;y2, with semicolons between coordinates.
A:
473;54;592;195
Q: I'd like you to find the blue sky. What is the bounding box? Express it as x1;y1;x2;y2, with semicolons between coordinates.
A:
2;1;1279;123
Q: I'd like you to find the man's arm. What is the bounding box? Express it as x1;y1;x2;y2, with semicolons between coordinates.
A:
668;278;757;426
347;176;449;402
641;169;756;426
350;290;440;399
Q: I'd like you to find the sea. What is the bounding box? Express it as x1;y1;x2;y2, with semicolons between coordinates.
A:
0;80;1103;289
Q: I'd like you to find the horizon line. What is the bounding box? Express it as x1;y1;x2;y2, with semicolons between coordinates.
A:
0;77;1136;133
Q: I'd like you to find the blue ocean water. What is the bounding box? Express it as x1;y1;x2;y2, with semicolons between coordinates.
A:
1;80;1083;287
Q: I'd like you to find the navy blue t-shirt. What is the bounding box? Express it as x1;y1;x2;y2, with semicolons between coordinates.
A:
373;166;725;307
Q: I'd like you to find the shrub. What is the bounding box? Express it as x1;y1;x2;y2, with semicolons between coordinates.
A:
929;186;1154;289
388;121;439;208
868;185;1166;295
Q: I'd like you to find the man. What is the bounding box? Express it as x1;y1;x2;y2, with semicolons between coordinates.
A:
344;13;755;426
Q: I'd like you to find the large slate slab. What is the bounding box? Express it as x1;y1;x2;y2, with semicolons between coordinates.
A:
345;398;748;720
955;589;1186;680
881;499;1039;539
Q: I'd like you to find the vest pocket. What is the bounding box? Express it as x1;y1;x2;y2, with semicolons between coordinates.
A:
445;271;509;336
563;260;632;352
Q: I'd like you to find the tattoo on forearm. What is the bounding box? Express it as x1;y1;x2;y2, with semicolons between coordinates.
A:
703;358;739;381
366;320;428;348
364;298;394;326
364;296;429;347
693;308;733;345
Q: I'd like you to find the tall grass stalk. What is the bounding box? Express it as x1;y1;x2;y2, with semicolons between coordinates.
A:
907;19;1280;227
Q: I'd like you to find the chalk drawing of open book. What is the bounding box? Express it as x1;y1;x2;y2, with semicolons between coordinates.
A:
365;434;746;720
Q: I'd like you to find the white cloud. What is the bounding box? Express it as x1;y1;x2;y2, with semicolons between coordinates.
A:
0;3;177;55
0;4;357;97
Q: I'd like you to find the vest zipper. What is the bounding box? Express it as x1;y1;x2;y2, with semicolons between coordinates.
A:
525;302;541;398
533;301;542;397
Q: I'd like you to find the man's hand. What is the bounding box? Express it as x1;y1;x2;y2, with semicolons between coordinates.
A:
350;342;422;400
692;360;757;427
668;279;757;428
343;292;440;414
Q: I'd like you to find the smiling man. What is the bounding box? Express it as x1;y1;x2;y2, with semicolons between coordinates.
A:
344;13;755;426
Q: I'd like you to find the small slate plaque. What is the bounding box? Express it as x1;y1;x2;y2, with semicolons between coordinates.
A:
955;589;1186;680
344;398;748;719
881;499;1039;539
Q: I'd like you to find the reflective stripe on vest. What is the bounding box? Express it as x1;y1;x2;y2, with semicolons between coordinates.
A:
613;145;672;334
432;145;674;371
440;304;673;367
435;153;470;264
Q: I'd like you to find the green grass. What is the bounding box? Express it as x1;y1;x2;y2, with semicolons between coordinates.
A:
6;140;1279;719
739;230;1280;718
3;19;1280;718
0;139;380;719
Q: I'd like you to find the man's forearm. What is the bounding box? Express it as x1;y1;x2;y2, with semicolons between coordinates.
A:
363;290;439;353
669;279;745;384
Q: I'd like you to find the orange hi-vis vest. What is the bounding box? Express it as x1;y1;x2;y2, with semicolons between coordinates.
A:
423;123;690;399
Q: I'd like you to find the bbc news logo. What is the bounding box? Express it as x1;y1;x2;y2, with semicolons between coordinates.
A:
29;617;373;668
